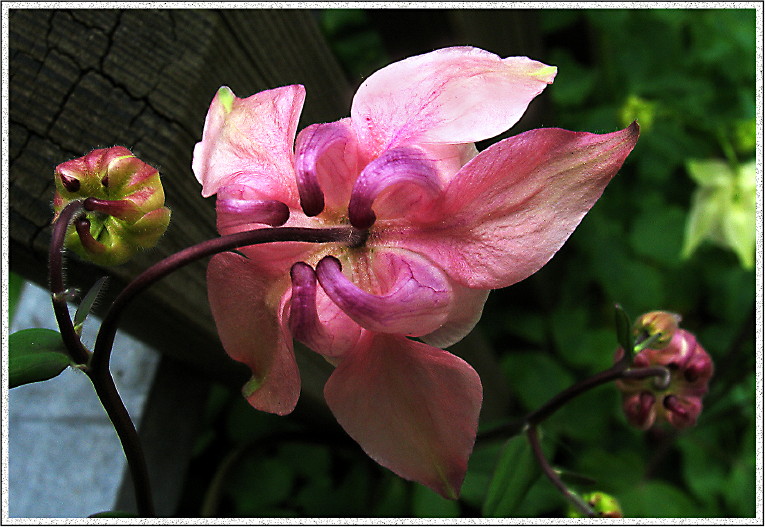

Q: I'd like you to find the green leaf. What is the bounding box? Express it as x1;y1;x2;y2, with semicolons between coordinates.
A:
483;435;542;517
614;304;634;354
7;272;25;325
412;485;459;518
73;276;108;330
9;329;73;388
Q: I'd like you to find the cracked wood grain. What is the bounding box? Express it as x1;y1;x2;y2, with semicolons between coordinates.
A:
9;8;350;391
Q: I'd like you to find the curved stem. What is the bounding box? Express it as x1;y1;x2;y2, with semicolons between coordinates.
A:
87;369;155;517
526;426;595;517
48;200;91;365
89;225;365;375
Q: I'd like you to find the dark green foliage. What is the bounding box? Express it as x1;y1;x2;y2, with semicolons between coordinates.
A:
179;8;756;518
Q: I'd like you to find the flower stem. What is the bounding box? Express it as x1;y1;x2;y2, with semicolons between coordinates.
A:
48;200;91;365
89;225;364;375
86;368;155;517
526;426;595;517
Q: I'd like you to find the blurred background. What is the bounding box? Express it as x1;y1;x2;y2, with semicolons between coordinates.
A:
8;7;758;518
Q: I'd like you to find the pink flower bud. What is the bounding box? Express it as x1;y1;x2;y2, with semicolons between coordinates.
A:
53;147;171;266
616;319;713;431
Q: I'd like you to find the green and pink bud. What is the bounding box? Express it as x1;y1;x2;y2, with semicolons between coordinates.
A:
616;321;713;431
53;147;171;266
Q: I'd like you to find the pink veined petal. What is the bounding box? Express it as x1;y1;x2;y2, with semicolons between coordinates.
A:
324;332;482;499
192;85;305;208
421;284;490;349
289;262;362;360
348;146;442;229
294;119;360;216
380;123;640;289
350;46;556;154
207;252;300;416
315;248;452;336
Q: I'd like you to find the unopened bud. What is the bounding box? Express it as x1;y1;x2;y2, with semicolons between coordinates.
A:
633;311;681;350
53;147;171;266
616;316;713;431
568;491;623;518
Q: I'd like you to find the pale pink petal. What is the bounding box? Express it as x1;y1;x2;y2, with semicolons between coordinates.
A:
324;332;482;499
351;46;556;154
207;252;299;416
294;119;360;216
421;284;490;349
380;124;640;289
315;249;451;336
348;146;442;229
289;262;362;360
192;85;305;208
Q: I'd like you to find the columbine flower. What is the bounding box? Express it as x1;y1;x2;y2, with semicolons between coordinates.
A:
616;328;713;430
53;146;171;266
193;47;639;498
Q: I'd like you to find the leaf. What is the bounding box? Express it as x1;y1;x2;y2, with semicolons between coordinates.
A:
614;304;634;354
73;276;108;331
9;329;73;388
483;434;542;517
7;272;25;325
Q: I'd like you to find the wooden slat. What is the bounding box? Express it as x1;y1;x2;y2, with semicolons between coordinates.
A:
9;8;350;394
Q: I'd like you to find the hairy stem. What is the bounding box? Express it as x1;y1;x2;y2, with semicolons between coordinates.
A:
48;200;91;365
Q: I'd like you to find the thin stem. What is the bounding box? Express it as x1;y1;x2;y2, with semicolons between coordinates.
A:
478;363;670;442
526;426;595;517
48;200;91;365
90;225;364;375
87;369;155;517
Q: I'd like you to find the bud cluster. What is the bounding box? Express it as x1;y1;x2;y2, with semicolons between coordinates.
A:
616;313;713;430
53;147;171;266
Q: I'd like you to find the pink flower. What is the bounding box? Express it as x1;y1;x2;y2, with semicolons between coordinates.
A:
193;47;639;498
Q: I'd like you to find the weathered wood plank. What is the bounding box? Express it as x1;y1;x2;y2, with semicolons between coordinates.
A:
9;8;350;393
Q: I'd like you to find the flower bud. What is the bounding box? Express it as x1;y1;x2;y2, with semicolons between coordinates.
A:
616;318;713;431
53;147;171;266
633;310;681;350
569;491;623;518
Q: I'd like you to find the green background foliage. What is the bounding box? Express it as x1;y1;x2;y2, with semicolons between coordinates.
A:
176;8;756;518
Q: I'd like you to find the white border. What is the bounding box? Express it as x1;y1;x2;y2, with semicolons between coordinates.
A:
1;1;763;525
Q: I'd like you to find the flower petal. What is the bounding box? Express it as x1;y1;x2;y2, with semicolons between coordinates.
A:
289;262;362;360
207;252;299;416
193;85;305;208
294;119;359;216
315;249;451;336
216;184;290;233
348;146;442;229
383;124;640;289
351;46;556;153
421;284;490;349
324;332;482;499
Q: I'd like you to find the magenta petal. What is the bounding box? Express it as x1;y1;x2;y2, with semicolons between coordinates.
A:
324;333;482;499
315;249;451;336
207;252;300;416
192;85;305;208
294;119;359;216
388;123;640;289
351;46;556;153
348;146;441;229
289;261;362;359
